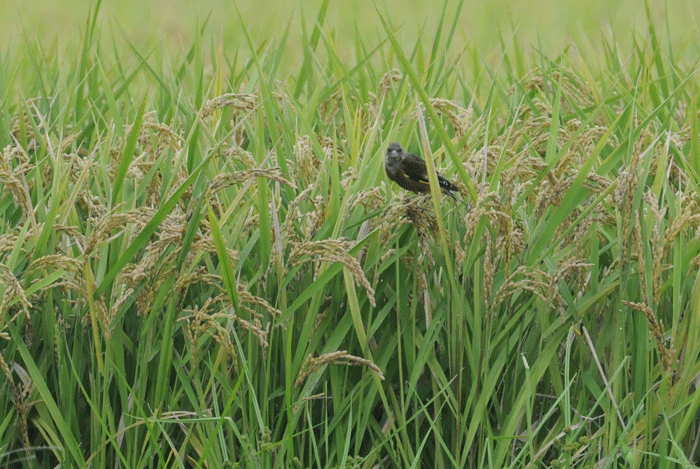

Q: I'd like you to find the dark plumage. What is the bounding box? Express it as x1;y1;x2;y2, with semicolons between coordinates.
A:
384;142;460;201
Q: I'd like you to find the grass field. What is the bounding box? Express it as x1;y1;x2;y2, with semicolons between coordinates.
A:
4;0;700;64
3;0;700;467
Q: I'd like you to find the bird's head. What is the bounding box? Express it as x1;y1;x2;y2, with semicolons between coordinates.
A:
386;142;403;162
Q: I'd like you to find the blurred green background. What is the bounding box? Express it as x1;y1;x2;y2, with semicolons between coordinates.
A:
4;0;700;65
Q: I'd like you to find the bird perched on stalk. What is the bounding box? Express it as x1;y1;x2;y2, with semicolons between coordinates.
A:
384;142;463;203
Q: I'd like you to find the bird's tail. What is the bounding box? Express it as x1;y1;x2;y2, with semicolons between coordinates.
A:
443;188;471;208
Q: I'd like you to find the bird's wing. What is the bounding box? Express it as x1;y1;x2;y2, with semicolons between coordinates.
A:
401;152;430;183
437;174;459;192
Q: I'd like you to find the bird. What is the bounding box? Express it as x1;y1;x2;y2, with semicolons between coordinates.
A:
384;142;461;202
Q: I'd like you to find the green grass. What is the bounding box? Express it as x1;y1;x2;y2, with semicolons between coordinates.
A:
2;1;700;467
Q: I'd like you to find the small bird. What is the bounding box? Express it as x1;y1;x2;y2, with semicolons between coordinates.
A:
384;142;461;202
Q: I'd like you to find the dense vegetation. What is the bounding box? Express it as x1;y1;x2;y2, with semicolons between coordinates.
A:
2;1;700;467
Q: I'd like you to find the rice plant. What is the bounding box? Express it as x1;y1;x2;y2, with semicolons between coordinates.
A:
2;1;700;468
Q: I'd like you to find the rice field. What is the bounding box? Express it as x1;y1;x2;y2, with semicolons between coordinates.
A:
2;0;700;467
